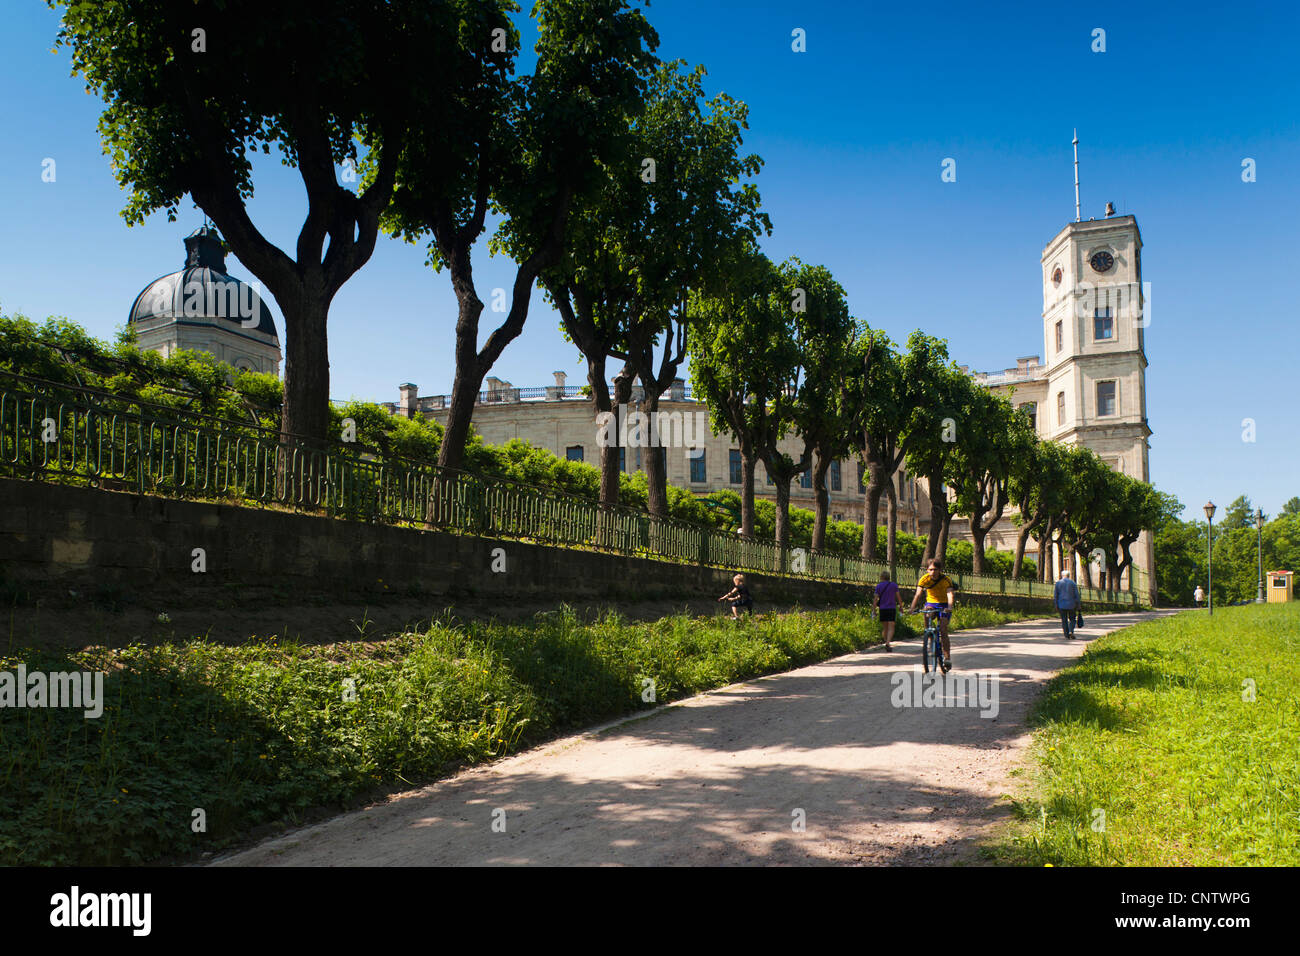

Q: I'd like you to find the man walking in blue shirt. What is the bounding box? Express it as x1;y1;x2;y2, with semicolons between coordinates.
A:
1054;569;1081;639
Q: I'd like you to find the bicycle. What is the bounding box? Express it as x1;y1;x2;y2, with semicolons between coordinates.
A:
909;607;950;675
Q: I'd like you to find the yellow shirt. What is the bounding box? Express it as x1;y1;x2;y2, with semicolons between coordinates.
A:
917;573;954;604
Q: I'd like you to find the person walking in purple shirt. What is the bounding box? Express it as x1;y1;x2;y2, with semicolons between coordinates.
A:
872;571;900;651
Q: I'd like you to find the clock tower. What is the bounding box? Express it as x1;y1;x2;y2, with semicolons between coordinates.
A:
1040;210;1155;600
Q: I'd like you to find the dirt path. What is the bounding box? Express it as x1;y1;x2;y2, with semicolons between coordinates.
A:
214;611;1175;866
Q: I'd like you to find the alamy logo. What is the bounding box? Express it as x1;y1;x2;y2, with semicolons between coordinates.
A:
595;405;710;449
1074;279;1152;328
0;666;105;718
890;668;1000;719
49;886;151;936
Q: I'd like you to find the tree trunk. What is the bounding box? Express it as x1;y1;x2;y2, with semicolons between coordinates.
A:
924;473;946;563
1012;517;1038;579
439;367;483;473
885;476;898;572
643;392;669;517
586;352;617;507
596;364;635;509
773;478;792;570
740;451;757;538
278;295;332;449
437;256;491;473
811;454;832;551
646;445;669;517
971;520;988;575
969;479;1006;576
861;457;886;560
1038;519;1054;582
1116;539;1135;592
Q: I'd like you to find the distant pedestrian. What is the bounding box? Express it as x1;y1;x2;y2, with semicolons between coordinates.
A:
719;573;754;618
872;571;900;651
1054;569;1081;639
1193;585;1205;608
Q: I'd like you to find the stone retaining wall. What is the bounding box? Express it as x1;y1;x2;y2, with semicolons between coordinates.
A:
0;479;1137;614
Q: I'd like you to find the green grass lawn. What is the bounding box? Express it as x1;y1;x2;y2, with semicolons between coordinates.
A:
1;601;1042;865
992;603;1300;866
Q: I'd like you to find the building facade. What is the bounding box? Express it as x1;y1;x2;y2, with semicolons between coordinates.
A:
389;374;927;530
386;211;1156;600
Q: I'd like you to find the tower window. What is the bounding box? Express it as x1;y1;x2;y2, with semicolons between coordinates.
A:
1094;308;1114;340
830;459;842;491
1019;402;1037;431
1097;381;1117;417
729;449;742;485
566;445;584;462
619;447;626;473
1057;391;1066;425
800;469;812;490
1055;320;1063;353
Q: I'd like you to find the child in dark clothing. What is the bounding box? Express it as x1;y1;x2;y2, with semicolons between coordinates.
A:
718;573;754;618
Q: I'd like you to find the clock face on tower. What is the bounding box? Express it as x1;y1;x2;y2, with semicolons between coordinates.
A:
1089;250;1115;273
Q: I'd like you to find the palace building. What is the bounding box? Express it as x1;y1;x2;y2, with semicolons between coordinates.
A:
386;208;1155;601
386;374;926;531
123;209;1154;601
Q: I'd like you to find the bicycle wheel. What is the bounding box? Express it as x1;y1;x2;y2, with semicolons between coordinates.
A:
922;627;932;673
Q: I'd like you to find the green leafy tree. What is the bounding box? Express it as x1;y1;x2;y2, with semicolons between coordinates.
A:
381;0;659;472
1221;494;1260;531
539;60;768;509
1007;440;1067;581
611;63;769;517
1154;515;1202;605
898;334;970;564
842;329;909;564
0;312;279;426
51;0;457;445
1264;513;1300;576
688;248;785;539
1045;445;1112;582
948;390;1033;573
775;263;856;553
746;259;855;560
1113;482;1174;591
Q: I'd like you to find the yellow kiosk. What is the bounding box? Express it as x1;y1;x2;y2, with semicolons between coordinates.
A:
1266;570;1294;603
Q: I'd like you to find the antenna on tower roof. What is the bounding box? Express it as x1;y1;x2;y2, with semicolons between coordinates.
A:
1072;130;1081;223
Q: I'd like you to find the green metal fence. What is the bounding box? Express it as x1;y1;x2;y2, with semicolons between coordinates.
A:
0;372;1146;606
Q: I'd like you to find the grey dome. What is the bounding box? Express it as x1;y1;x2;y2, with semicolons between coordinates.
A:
129;226;278;338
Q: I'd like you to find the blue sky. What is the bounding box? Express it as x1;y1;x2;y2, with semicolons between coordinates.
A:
1;0;1297;520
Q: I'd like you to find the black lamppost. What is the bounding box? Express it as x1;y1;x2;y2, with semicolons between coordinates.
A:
1255;508;1265;604
1204;501;1216;616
